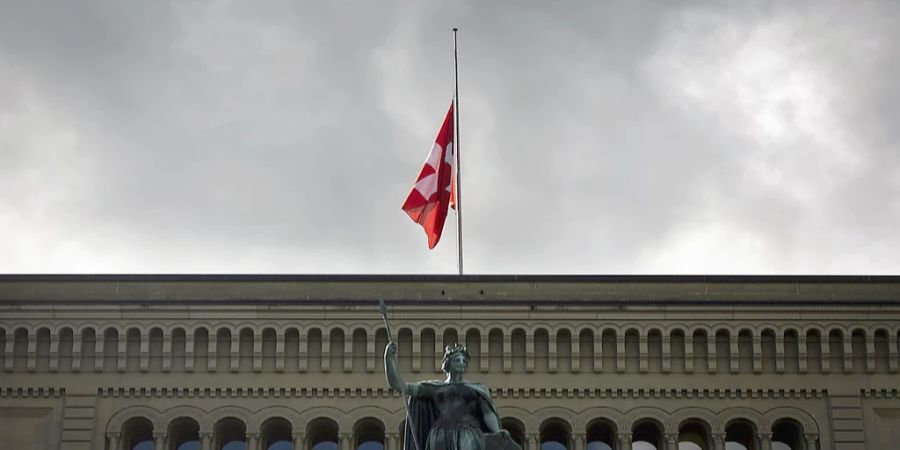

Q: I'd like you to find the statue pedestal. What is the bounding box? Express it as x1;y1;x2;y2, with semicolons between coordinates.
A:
485;433;522;450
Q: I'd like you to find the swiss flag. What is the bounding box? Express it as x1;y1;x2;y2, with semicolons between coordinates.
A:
401;103;455;249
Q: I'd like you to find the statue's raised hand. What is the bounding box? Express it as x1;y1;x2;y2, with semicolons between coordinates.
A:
385;342;398;358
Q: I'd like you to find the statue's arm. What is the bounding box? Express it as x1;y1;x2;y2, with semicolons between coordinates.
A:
479;394;508;436
482;408;503;433
384;342;410;395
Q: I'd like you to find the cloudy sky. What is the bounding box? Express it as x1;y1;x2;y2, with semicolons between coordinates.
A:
1;0;898;274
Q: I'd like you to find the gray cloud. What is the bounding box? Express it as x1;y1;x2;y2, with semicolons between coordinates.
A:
1;0;898;273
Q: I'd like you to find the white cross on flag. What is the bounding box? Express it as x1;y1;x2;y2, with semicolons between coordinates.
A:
401;103;455;249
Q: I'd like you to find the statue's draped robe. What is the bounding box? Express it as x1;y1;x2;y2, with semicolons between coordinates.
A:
404;381;498;450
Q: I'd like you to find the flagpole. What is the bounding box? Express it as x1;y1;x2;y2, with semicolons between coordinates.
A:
453;27;463;276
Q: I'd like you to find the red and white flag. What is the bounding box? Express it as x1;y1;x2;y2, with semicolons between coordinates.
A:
402;103;455;249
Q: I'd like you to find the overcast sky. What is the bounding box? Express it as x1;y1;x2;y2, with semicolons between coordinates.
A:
1;0;898;274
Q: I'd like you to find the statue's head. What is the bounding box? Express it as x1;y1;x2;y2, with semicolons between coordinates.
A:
441;343;470;374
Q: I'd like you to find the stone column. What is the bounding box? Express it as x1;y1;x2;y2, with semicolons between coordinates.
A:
664;433;678;450
758;433;772;450
292;432;307;450
527;433;540;450
711;433;726;450
616;433;632;450
247;432;260;450
107;432;122;450
339;433;352;450
200;432;213;450
153;431;168;450
804;433;819;450
573;433;585;450
385;433;399;450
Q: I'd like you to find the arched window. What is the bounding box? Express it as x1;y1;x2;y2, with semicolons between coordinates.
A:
354;417;385;450
80;327;97;370
215;329;232;372
421;328;436;372
330;328;345;372
631;420;663;450
59;327;74;371
784;330;799;373
511;329;526;372
375;328;388;372
874;329;890;372
585;419;615;450
670;330;686;372
624;329;640;373
829;330;845;372
262;328;278;372
261;417;292;450
678;421;709;450
193;328;209;371
239;328;254;372
168;417;200;450
352;328;368;373
716;330;731;372
489;329;504;373
308;328;323;372
557;329;572;372
692;330;709;373
771;420;803;450
805;330;822;373
125;328;141;371
738;330;754;373
171;328;187;372
724;420;756;450
214;417;247;450
285;328;301;372
36;327;51;371
851;329;866;373
103;328;119;371
466;328;482;372
121;417;154;450
647;329;663;372
540;419;570;450
534;328;550;373
501;418;526;449
308;418;339;450
601;330;616;372
578;329;594;372
149;327;164;372
760;330;776;373
397;328;413;372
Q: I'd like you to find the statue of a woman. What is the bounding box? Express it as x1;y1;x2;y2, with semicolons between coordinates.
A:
385;342;516;450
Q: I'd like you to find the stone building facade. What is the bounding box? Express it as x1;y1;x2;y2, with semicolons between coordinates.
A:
2;275;899;450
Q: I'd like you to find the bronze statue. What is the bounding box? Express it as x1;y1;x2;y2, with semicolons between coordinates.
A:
384;341;519;450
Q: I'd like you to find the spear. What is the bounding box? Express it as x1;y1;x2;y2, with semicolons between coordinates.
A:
379;299;421;450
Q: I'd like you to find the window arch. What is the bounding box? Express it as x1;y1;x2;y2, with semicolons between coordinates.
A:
214;417;247;450
420;328;436;372
308;418;339;450
631;420;663;450
500;418;526;449
725;419;756;450
540;418;571;450
678;420;710;450
121;417;154;450
167;417;200;450
771;420;803;450
466;328;482;372
261;417;293;450
354;417;385;450
585;419;615;450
